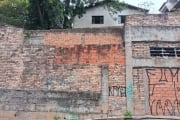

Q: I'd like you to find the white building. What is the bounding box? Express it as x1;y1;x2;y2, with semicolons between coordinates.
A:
73;1;148;28
159;0;180;13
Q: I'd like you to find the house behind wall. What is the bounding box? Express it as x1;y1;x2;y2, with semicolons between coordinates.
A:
73;3;148;28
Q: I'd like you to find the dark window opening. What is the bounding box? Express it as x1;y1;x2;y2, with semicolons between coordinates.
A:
150;47;163;57
92;16;104;24
150;47;180;57
118;15;126;24
176;48;180;57
163;48;175;57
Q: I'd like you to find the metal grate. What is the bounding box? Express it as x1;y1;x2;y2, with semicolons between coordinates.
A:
150;47;180;57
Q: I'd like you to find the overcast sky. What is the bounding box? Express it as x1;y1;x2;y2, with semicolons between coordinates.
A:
123;0;167;13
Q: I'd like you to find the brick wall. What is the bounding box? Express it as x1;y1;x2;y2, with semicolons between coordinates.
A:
28;28;125;65
54;44;124;64
133;68;180;116
132;41;180;116
0;26;24;89
0;26;126;119
27;28;127;117
1;13;180;119
125;13;180;26
125;13;180;117
132;68;146;115
132;41;180;59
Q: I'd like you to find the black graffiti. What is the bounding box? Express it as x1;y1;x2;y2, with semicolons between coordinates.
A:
147;68;179;84
146;68;180;116
109;86;126;97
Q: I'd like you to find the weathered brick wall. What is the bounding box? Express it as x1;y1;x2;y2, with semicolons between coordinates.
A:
132;41;180;116
0;89;100;113
133;68;180;116
2;13;180;119
108;65;126;116
125;13;180;117
54;44;124;65
125;13;180;26
0;26;126;119
132;68;146;115
0;26;24;89
27;28;126;117
0;27;125;92
27;28;124;65
132;41;180;59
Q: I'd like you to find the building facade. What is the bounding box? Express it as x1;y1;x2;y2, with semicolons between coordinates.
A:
159;0;180;13
125;13;180;116
73;2;148;28
0;13;180;120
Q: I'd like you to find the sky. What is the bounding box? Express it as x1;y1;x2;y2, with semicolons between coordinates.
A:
122;0;167;13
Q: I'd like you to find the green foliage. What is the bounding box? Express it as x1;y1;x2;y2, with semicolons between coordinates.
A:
62;0;86;28
27;0;86;29
124;110;132;120
0;0;127;29
27;0;64;29
0;0;29;27
106;0;127;14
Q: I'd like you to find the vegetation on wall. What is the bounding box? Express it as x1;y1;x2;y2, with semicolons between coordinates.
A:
124;110;132;120
0;0;127;29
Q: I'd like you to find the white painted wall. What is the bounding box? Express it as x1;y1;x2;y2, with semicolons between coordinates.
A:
73;5;146;28
160;0;179;12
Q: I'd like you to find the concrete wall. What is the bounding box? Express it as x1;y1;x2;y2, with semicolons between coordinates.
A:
125;13;180;116
0;26;126;120
73;5;145;28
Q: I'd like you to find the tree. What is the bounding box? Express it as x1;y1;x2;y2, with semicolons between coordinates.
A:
0;0;127;29
28;0;127;29
27;0;64;29
0;0;29;27
62;0;86;28
105;0;127;14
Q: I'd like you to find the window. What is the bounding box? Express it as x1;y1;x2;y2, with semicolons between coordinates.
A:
150;47;163;57
118;15;125;24
92;16;104;24
150;47;180;57
176;48;180;57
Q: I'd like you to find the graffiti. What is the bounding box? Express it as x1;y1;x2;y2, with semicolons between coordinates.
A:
43;65;101;92
66;114;79;120
146;68;180;116
109;86;126;97
127;81;133;101
45;77;54;89
44;75;75;90
44;74;99;91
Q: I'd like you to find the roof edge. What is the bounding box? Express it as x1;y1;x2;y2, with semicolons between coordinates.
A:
85;1;149;13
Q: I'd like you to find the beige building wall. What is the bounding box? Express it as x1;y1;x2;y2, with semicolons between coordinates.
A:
73;5;146;28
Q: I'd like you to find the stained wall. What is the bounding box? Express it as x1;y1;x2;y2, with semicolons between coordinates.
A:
0;26;126;120
125;13;180;116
